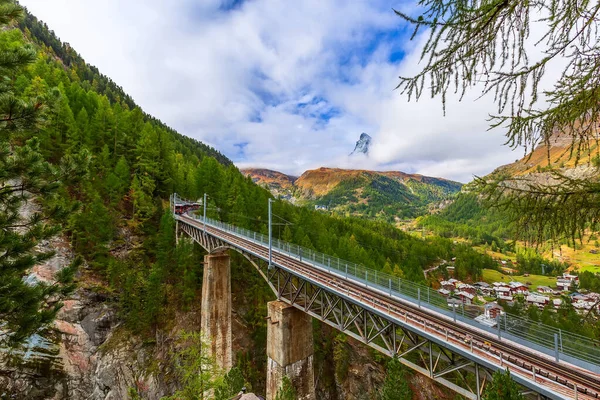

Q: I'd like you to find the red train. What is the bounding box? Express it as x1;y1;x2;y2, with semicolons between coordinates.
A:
174;201;201;215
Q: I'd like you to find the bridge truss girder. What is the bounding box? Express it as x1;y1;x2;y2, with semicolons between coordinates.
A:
179;223;549;400
268;265;496;400
180;222;231;254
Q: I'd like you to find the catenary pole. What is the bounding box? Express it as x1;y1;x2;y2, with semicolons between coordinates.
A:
268;198;273;268
203;193;207;233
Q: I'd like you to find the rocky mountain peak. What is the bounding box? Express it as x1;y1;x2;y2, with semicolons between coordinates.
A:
350;133;372;156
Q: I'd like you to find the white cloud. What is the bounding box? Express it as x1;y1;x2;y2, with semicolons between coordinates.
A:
20;0;526;182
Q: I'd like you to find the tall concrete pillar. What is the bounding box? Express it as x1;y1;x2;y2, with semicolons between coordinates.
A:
266;301;315;400
201;252;232;371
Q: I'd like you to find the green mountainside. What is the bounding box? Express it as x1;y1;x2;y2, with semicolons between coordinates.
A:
419;193;515;249
4;4;599;398
244;167;462;221
3;6;491;395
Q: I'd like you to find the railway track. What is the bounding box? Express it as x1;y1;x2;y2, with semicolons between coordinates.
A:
180;215;600;399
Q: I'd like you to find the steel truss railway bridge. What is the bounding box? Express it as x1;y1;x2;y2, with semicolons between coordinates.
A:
172;194;600;400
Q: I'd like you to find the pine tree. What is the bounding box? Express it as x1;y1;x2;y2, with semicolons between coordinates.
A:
275;376;297;400
333;333;350;381
379;357;412;400
164;331;225;400
215;367;248;400
482;369;523;400
130;174;156;223
0;0;84;346
105;156;130;204
395;0;600;243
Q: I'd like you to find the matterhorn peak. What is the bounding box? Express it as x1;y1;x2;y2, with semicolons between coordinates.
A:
350;133;372;156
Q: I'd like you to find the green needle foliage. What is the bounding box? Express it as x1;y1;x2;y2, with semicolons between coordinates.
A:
275;376;297;400
395;0;600;243
163;331;224;400
215;367;248;400
379;357;412;400
0;0;85;347
482;369;523;400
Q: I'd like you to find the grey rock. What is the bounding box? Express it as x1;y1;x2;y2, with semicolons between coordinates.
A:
80;307;116;346
350;133;372;156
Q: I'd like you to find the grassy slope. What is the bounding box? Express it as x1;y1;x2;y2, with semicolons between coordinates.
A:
292;168;462;220
482;269;557;290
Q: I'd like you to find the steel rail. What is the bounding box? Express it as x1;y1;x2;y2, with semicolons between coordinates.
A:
178;214;600;399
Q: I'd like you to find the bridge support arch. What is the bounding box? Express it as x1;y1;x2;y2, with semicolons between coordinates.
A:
176;212;600;400
201;252;233;371
266;301;315;400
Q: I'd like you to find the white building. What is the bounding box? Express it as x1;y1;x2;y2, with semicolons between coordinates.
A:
456;291;475;305
537;286;553;294
526;294;550;306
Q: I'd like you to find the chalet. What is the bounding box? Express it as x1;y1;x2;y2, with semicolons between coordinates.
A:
526;294;550;306
512;286;529;295
556;279;572;291
478;286;494;296
474;282;491;289
457;283;477;296
573;301;596;311
572;294;589;302
438;288;451;297
440;280;456;292
587;292;600;301
494;286;511;297
484;303;504;319
537;286;553;294
456;291;475;305
493;282;509;288
497;294;514;302
562;273;579;283
552;298;562;308
508;282;529;295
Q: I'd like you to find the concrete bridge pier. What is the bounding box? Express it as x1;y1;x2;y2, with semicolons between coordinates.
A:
266;301;315;400
201;252;232;371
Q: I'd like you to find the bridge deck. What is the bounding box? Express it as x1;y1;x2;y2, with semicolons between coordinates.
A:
177;213;600;400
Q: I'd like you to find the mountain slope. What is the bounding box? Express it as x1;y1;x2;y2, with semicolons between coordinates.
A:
244;167;462;221
5;8;489;398
19;10;231;167
242;168;297;199
494;132;599;176
419;132;600;269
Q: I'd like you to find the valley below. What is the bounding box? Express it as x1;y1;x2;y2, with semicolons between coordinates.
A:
2;2;600;400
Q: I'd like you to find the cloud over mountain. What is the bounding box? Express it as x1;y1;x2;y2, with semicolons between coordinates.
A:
21;0;521;182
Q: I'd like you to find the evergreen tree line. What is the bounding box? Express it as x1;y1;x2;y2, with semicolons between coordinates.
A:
4;2;505;337
419;193;515;252
0;3;569;398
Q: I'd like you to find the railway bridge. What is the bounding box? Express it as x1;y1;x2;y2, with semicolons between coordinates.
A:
171;195;600;400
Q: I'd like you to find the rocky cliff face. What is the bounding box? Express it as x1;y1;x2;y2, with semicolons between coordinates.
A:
0;195;171;399
0;240;158;399
350;133;372;156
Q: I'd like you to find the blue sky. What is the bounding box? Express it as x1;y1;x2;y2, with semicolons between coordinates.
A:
20;0;520;182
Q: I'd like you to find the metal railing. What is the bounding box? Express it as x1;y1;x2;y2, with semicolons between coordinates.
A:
176;203;600;370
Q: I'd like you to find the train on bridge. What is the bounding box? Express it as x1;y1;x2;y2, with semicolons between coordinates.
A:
174;200;201;215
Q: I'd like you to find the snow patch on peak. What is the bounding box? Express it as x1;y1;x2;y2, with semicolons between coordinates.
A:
350;133;372;156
